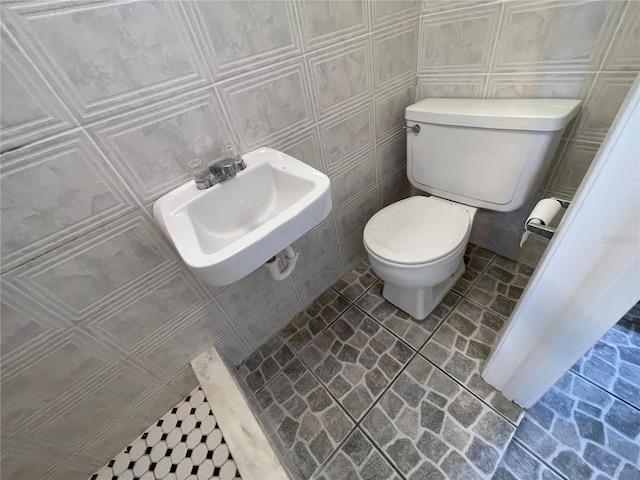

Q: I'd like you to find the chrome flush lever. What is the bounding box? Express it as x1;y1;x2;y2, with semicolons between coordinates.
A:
404;124;420;133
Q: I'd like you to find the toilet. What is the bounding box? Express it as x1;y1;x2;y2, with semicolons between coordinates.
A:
364;98;581;320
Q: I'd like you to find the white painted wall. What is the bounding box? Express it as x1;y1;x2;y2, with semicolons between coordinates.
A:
483;75;640;408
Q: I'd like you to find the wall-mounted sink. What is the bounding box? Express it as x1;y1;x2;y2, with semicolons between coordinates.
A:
153;148;331;286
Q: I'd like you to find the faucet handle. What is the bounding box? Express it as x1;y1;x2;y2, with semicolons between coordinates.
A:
222;142;246;171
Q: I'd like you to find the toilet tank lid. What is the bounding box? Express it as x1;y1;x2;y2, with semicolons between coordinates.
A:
405;98;582;131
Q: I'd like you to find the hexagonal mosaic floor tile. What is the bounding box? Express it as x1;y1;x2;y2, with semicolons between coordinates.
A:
91;387;240;480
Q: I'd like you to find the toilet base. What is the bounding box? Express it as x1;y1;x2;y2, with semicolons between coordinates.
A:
382;261;465;320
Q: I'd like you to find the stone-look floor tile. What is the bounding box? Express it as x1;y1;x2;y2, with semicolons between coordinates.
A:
492;441;562;480
356;281;461;349
453;244;497;295
572;319;640;410
467;256;534;318
332;260;378;302
515;370;640;480
622;301;640;328
362;356;516;479
313;429;402;480
254;358;354;479
300;306;414;420
236;335;295;394
421;298;523;423
280;288;351;353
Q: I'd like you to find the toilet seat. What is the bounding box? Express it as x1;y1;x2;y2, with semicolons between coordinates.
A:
364;196;471;266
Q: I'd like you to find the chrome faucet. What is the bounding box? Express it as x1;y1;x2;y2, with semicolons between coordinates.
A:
187;143;247;190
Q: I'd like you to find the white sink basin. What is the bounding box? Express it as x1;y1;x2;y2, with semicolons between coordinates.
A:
153;147;332;286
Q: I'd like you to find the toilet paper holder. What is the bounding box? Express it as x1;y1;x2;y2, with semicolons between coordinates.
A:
525;197;571;239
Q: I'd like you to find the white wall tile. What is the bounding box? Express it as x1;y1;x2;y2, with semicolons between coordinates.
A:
295;251;343;306
492;0;624;73
297;0;369;51
88;87;235;203
215;329;255;366
79;386;180;461
292;217;340;279
485;73;595;100
1;440;62;480
602;1;640;71
86;266;210;355
1;328;122;435
422;0;495;15
135;304;232;379
272;126;327;172
217;58;314;149
320;101;374;171
216;265;295;324
306;37;372;119
373;19;419;92
418;3;502;74
371;0;421;29
1;129;137;270
3;212;175;323
185;0;302;79
331;148;376;209
416;74;487;99
375;81;415;141
33;362;161;451
376;130;406;180
0;25;74;153
378;169;411;207
340;226;368;270
336;188;379;240
572;72;637;143
3;1;210;122
241;291;301;344
546;140;599;196
0;280;71;366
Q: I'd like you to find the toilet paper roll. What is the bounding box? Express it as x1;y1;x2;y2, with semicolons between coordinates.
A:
520;198;563;247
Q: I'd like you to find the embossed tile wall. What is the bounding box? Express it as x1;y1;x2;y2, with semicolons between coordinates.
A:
0;1;418;478
416;0;639;264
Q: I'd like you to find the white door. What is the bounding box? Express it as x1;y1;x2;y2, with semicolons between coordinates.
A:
483;75;640;408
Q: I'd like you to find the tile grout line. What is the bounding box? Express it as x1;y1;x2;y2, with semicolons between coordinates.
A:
283;278;421;477
508;436;570;480
241;289;354;397
235;277;386;478
413;345;522;427
236;251;528;478
303;301;519;477
568;365;640;414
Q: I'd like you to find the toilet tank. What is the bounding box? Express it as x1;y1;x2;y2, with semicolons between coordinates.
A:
405;98;581;212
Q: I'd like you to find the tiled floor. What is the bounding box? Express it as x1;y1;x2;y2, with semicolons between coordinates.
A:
497;306;640;480
235;245;528;479
91;246;640;480
91;387;241;480
235;246;640;480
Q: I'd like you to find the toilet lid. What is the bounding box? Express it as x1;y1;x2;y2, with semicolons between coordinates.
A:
364;196;470;265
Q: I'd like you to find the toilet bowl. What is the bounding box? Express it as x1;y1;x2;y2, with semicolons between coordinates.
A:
365;98;581;320
364;196;476;320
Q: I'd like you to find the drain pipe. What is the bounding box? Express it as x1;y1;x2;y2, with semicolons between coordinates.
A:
265;246;299;281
